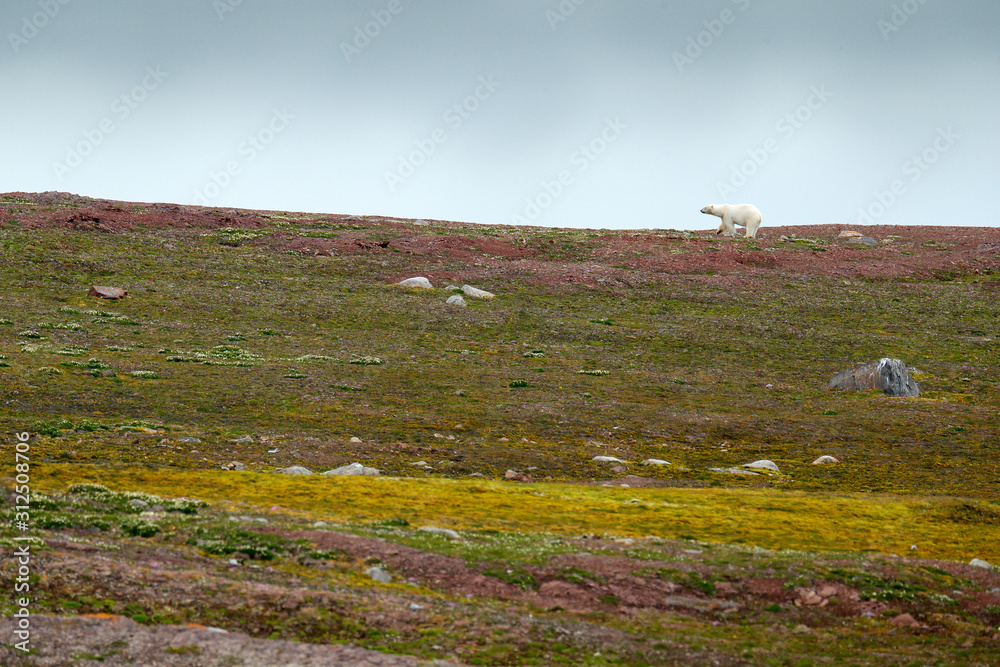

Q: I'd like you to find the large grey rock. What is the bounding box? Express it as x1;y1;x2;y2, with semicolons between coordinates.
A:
446;295;467;307
321;462;380;476
827;358;919;397
365;566;392;583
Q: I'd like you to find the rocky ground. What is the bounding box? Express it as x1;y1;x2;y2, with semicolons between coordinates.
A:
2;191;999;665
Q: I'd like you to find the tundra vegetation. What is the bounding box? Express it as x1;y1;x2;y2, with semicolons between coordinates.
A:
0;192;999;665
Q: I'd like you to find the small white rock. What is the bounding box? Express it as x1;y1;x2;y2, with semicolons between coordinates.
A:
743;459;780;472
349;436;363;443
365;566;392;583
418;526;461;540
461;284;495;299
970;558;995;570
446;295;467;307
321;462;380;476
398;277;433;289
274;466;313;475
812;455;840;465
642;459;671;466
593;456;623;463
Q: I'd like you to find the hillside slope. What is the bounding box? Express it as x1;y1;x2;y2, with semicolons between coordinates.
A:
1;192;999;665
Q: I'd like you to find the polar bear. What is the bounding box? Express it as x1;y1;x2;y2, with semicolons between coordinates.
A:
700;204;763;238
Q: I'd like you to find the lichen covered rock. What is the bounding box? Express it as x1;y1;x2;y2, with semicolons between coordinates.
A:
827;358;919;397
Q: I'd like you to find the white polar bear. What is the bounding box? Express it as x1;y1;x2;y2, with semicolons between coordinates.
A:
700;204;763;238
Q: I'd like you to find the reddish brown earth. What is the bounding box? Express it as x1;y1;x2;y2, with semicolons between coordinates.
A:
7;191;1000;290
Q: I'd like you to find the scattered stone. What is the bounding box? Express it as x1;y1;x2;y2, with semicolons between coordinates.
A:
828;358;920;397
410;461;429;467
409;603;424;610
743;459;780;472
844;236;879;246
443;284;461;291
398;277;433;289
446;295;467;307
592;456;624;463
230;435;254;443
662;596;741;613
274;466;312;475
837;230;864;238
128;499;148;508
228;558;240;566
418;526;461;540
461;284;495;299
504;470;534;483
812;455;839;465
349;436;363;443
221;461;245;471
321;463;380;476
709;467;761;476
642;459;671;466
87;285;128;299
889;612;920;628
365;566;392;584
312;521;328;528
177;437;202;444
969;558;995;570
267;448;279;454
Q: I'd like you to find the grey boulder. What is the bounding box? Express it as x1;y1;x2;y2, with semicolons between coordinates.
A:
828;358;919;397
321;463;380;476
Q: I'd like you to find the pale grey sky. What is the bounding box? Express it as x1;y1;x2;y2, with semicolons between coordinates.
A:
2;1;997;229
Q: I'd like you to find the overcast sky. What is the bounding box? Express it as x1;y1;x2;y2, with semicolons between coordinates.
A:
2;1;997;230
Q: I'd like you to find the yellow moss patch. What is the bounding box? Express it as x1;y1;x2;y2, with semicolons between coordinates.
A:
31;463;1000;564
